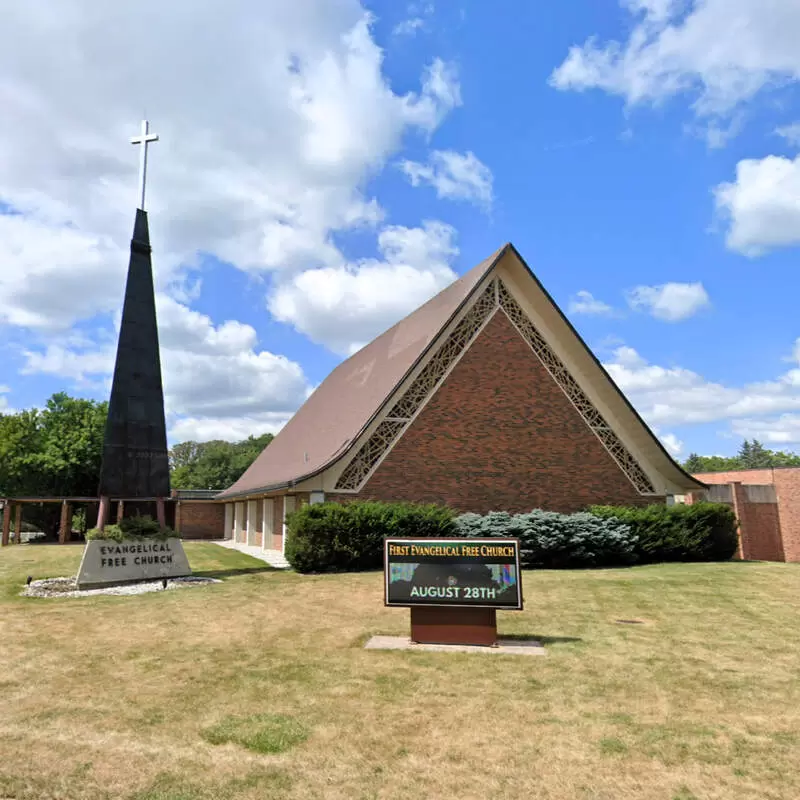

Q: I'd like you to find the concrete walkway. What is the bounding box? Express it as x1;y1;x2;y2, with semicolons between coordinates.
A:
212;539;290;569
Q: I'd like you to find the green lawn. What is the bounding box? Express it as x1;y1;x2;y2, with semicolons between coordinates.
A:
1;544;799;799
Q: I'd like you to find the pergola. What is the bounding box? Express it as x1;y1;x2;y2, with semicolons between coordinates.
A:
0;497;173;546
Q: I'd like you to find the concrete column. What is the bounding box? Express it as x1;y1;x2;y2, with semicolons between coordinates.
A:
224;504;233;540
174;501;182;535
282;496;295;556
2;503;12;547
116;500;125;523
246;500;257;546
730;482;747;560
156;498;166;528
58;501;72;544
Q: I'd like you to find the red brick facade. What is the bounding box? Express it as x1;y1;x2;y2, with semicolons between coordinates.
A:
359;312;657;514
177;501;225;539
693;469;800;562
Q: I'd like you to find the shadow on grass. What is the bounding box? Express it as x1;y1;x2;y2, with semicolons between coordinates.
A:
502;633;582;645
193;566;276;580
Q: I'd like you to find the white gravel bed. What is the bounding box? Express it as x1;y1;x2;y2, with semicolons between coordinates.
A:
21;575;220;598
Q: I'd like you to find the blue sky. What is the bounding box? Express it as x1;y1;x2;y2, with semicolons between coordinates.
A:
1;0;800;459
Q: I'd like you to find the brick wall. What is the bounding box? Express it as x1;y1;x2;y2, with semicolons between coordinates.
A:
359;311;657;515
694;469;800;562
178;501;225;539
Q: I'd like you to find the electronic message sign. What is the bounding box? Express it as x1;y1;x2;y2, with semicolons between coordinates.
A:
384;537;523;610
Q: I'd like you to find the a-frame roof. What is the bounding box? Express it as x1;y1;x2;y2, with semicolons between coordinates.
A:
218;244;704;499
217;247;503;499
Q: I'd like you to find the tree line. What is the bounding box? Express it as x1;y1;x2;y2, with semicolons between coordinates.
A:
0;393;273;535
682;440;800;473
1;393;799;531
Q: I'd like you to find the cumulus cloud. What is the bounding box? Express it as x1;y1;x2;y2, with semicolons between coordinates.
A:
604;339;800;430
714;154;800;256
401;150;493;208
20;295;313;442
269;221;459;355
0;2;461;325
550;0;800;124
567;290;614;316
776;122;800;147
626;282;710;321
1;0;467;439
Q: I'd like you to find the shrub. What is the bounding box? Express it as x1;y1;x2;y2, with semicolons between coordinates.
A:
85;515;173;543
455;509;638;568
589;502;738;563
285;501;456;573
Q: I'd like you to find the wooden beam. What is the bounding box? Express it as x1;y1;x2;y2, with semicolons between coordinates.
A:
174;501;182;535
1;503;11;547
13;504;22;545
156;498;166;528
58;501;71;544
116;500;124;523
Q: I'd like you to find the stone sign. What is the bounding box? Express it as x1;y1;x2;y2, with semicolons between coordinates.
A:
76;537;191;589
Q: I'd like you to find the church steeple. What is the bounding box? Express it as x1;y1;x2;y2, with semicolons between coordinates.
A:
97;121;169;514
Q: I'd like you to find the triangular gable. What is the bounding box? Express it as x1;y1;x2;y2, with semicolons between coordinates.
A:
217;247;505;499
328;248;703;496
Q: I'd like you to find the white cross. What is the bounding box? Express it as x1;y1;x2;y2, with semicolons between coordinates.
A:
130;119;159;211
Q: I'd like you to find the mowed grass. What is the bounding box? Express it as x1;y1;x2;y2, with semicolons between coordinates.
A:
1;545;799;800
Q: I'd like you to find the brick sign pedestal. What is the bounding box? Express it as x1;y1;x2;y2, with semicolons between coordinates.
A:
410;606;498;647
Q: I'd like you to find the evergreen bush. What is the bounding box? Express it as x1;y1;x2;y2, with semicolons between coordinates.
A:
455;509;637;568
85;514;173;542
285;501;456;573
588;502;738;563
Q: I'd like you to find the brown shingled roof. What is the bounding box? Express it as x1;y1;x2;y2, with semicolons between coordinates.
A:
217;246;506;498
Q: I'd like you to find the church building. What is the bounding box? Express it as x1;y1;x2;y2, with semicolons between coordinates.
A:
215;244;703;553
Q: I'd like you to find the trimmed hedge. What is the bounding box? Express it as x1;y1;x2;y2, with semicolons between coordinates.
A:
455;509;638;568
284;501;456;573
589;502;738;563
284;500;738;573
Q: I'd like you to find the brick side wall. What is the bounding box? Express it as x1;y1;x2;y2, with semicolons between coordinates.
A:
178;501;225;539
694;469;800;562
359;311;657;514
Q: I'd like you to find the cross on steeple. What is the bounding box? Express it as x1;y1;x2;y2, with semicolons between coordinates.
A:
130;119;159;211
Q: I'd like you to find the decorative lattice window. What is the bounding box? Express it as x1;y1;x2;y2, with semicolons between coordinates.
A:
335;281;497;490
497;280;656;494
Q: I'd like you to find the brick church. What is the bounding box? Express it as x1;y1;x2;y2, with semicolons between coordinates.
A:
213;243;702;553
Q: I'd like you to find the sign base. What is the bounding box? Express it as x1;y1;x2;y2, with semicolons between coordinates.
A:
410;606;498;647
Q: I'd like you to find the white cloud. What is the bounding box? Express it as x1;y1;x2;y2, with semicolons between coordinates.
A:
731;414;800;445
20;294;313;442
401;150;493;208
0;214;124;331
604;339;800;428
775;122;800;147
394;17;425;36
0;2;461;330
568;290;614;316
269;221;459;354
626;282;710;321
659;431;684;456
0;386;15;415
714;154;800;255
550;0;800;123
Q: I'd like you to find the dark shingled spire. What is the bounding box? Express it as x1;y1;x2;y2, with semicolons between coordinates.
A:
98;208;170;498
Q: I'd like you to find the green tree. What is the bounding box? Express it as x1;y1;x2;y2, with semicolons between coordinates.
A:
169;432;274;490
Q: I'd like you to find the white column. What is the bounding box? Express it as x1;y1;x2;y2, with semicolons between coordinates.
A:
234;502;244;543
262;498;274;551
282;496;296;556
224;504;233;540
246;500;257;546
